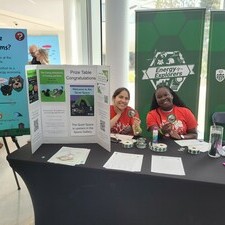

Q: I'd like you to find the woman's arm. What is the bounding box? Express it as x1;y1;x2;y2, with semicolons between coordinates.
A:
110;113;121;128
184;128;198;139
170;128;198;140
110;106;122;129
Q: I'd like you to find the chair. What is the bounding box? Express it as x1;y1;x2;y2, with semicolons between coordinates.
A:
212;112;225;145
212;112;225;125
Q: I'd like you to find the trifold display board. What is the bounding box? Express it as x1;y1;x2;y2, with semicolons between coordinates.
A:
26;65;110;153
204;11;225;141
135;8;205;138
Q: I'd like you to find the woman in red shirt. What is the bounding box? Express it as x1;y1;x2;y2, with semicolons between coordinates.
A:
110;87;142;136
146;85;198;140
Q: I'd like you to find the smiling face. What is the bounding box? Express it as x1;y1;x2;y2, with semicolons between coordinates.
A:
113;90;130;111
155;87;173;111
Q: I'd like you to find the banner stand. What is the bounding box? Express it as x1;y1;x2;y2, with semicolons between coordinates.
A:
2;136;21;190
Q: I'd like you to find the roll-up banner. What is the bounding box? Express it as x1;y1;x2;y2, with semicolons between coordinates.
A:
0;29;30;137
204;11;225;141
135;8;206;138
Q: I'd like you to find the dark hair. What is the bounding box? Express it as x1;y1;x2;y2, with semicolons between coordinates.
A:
112;87;130;100
150;85;187;110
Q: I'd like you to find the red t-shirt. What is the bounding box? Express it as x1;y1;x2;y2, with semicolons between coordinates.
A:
146;105;197;135
110;105;140;135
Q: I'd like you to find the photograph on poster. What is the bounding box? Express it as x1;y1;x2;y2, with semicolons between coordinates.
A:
39;69;65;102
41;84;64;102
70;85;94;116
27;70;39;104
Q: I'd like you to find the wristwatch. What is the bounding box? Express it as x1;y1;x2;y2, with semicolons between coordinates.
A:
180;135;185;139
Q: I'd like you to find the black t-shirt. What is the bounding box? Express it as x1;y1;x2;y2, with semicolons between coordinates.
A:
31;57;41;65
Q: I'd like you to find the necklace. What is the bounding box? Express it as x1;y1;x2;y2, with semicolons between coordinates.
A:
157;107;176;124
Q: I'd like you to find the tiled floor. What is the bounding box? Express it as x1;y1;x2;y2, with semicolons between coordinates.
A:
0;135;34;225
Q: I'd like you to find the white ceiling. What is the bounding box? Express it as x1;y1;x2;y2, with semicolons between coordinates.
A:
0;0;64;35
0;0;154;35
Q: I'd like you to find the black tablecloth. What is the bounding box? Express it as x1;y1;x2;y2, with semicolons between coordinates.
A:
7;139;225;225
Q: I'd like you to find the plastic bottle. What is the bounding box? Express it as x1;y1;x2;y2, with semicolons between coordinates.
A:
134;124;142;136
152;127;158;145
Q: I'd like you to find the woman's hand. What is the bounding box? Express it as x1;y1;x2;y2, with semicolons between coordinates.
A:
114;106;123;115
161;123;172;134
169;130;181;139
133;117;141;127
132;117;142;135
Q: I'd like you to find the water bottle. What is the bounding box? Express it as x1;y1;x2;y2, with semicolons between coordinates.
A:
152;126;158;145
208;125;223;158
134;124;142;136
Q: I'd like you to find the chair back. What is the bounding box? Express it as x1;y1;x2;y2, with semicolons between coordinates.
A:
212;112;225;146
212;112;225;125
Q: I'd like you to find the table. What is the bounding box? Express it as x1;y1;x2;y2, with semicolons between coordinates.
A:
7;140;225;225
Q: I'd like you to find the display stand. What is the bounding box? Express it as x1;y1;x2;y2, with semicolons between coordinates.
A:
2;136;21;190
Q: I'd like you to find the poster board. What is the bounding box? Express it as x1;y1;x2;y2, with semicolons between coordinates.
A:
0;28;30;137
27;35;61;64
26;65;111;153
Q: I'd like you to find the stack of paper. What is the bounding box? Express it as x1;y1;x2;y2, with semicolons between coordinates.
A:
151;155;185;176
175;139;210;152
48;146;90;166
104;152;143;172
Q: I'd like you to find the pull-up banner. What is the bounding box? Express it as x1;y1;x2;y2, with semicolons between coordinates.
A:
135;8;205;138
0;29;30;137
204;11;225;141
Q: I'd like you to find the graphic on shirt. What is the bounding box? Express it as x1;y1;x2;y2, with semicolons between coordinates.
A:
161;118;184;135
111;122;132;135
167;114;176;123
142;50;195;91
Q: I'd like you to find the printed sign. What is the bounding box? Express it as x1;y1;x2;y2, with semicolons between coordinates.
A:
135;9;205;138
205;11;225;141
0;28;30;137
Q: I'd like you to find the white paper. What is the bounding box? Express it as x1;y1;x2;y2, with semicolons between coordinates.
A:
151;155;185;176
42;105;68;137
103;152;143;172
175;139;210;152
110;133;135;143
29;102;43;153
47;146;90;166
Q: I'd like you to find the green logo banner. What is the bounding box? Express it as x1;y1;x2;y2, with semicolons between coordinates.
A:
135;8;205;138
204;11;225;141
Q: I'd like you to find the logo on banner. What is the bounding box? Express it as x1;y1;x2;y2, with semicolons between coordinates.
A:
215;69;225;82
142;51;195;91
